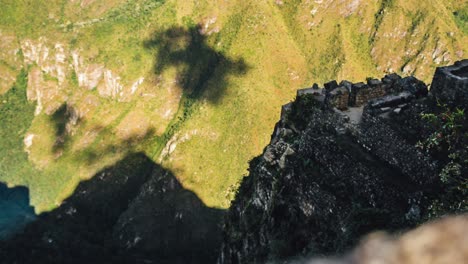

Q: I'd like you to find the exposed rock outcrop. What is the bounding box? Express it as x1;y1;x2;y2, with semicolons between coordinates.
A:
219;60;468;263
1;38;147;114
1;61;466;264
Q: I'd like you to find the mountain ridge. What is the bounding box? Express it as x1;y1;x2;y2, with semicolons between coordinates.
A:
0;0;466;212
1;60;466;264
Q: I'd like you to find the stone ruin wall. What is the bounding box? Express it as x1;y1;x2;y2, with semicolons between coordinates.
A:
296;73;409;111
222;60;467;264
296;59;468;112
328;87;349;110
289;60;468;185
430;60;468;108
353;80;387;106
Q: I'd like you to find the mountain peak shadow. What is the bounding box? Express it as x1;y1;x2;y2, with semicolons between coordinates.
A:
0;152;225;264
144;25;249;103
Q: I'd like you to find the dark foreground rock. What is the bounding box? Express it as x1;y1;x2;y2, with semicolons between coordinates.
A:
219;60;467;263
0;153;225;264
306;215;468;264
1;61;466;264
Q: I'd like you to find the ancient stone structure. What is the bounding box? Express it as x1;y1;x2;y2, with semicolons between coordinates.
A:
2;60;466;264
327;86;350;110
220;61;468;264
298;73;419;111
430;59;468;108
356;79;386;106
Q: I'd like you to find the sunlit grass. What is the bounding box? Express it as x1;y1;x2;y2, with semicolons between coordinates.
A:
0;0;466;212
453;4;468;34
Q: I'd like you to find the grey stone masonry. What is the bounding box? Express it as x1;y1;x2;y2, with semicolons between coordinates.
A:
327;86;350;110
430;59;468;108
298;60;466;114
355;81;386;107
297;83;323;97
324;80;339;92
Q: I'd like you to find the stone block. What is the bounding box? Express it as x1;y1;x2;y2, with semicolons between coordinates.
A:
327;86;350;110
399;76;428;98
430;59;468;108
367;78;382;87
367;91;414;111
324;80;338;92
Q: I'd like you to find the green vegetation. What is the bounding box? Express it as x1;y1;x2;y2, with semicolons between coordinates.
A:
214;11;244;53
0;69;36;182
0;70;82;212
314;25;345;81
371;0;395;44
0;0;52;37
70;70;79;87
418;102;467;219
453;5;468;34
0;0;466;212
418;104;465;154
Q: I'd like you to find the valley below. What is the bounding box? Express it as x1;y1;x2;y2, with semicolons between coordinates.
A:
0;0;467;263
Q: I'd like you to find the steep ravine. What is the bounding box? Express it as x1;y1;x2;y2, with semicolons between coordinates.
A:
0;61;466;263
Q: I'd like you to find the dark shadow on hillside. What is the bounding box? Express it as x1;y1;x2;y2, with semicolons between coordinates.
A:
50;103;82;153
75;126;156;166
144;25;249;103
0;153;225;264
0;183;36;241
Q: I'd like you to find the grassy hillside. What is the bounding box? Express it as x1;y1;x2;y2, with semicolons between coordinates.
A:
0;0;466;212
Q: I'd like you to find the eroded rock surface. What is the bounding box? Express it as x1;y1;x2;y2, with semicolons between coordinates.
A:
219;60;468;263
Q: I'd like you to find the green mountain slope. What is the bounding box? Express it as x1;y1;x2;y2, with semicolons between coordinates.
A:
0;0;466;212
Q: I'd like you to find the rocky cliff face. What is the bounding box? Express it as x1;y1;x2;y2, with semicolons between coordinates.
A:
1;61;466;263
219;60;468;263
